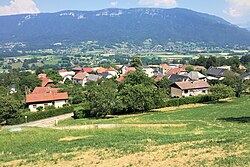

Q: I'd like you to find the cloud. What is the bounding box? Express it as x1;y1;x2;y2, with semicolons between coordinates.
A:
110;1;118;7
0;0;40;16
138;0;177;7
226;0;250;17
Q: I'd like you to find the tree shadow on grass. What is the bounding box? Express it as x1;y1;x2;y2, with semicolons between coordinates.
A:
217;117;250;123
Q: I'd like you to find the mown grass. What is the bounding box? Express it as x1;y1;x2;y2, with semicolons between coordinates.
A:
0;96;249;166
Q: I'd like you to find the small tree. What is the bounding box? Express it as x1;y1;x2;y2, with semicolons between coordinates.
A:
0;96;21;124
131;56;143;71
156;76;173;96
120;84;162;112
86;80;118;117
209;84;235;101
222;75;244;98
185;65;194;72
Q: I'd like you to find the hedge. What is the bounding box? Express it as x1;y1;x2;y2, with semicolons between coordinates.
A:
6;105;74;125
163;94;218;107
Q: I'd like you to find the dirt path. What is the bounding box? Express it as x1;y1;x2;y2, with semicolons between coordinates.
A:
52;123;187;130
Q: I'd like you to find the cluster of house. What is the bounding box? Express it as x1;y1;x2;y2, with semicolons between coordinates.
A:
26;64;250;112
25;74;68;112
6;57;22;64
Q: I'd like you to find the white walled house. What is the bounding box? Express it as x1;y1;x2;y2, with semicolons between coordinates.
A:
73;72;89;86
26;87;68;112
170;81;210;98
143;67;155;77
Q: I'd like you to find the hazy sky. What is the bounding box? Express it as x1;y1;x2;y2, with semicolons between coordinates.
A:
0;0;250;26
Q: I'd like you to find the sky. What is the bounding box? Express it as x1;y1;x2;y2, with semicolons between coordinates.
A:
0;0;250;26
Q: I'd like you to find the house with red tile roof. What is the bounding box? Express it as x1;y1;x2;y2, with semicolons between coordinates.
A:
117;74;128;82
125;67;136;73
38;74;47;80
26;87;68;112
166;67;186;77
73;72;89;86
97;67;106;74
41;78;54;87
170;81;209;98
160;64;171;74
83;68;93;73
72;67;83;73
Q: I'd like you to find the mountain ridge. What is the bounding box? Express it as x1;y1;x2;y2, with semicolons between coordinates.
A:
0;8;249;46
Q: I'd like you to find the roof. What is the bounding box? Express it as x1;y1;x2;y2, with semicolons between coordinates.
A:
87;74;99;81
171;81;210;90
32;87;60;94
59;69;67;73
183;71;206;81
101;72;109;78
73;72;88;80
166;68;186;77
105;67;117;72
41;78;53;87
154;76;163;82
126;67;136;73
241;72;250;78
206;67;226;77
26;92;68;103
38;74;47;80
72;67;83;71
117;74;128;82
97;67;106;74
83;68;93;73
194;66;206;70
239;65;247;70
169;74;189;82
223;70;240;77
160;64;170;69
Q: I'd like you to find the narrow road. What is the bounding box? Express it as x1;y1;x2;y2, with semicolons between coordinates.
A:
17;113;73;127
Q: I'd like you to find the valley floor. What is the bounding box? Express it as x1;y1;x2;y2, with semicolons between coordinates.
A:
0;96;250;167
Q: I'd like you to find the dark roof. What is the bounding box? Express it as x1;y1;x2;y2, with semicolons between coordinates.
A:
101;72;109;78
241;72;250;78
169;74;189;82
171;81;210;90
206;67;226;77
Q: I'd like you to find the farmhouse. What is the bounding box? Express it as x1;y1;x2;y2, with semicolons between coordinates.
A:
73;72;89;86
26;87;68;112
170;81;210;98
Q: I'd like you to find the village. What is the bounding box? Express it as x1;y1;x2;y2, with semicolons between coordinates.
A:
25;58;250;112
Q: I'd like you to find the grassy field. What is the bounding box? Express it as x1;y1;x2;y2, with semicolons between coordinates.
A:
0;96;249;166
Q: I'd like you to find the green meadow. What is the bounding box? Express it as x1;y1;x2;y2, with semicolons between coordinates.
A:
0;96;249;166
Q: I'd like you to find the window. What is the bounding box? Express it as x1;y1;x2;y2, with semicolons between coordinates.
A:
202;90;206;93
44;103;48;107
33;105;37;109
184;90;189;94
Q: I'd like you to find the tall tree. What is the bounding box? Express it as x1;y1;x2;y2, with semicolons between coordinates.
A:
131;56;143;71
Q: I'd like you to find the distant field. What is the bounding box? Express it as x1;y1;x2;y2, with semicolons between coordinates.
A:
0;96;249;166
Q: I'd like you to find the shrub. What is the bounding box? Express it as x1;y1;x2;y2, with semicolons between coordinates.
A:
73;106;90;119
163;94;216;107
36;106;44;112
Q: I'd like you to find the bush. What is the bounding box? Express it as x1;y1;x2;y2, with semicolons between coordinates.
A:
37;106;44;112
164;94;216;107
209;84;235;100
73;107;90;119
6;106;74;125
